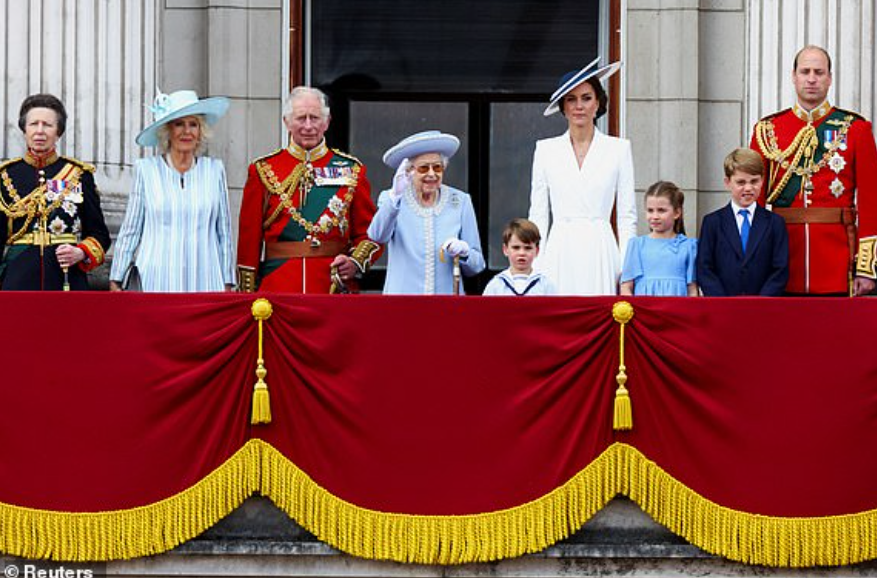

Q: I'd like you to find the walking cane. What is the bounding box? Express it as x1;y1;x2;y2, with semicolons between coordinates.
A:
452;256;461;295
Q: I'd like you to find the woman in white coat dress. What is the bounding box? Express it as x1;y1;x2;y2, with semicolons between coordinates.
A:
528;58;637;295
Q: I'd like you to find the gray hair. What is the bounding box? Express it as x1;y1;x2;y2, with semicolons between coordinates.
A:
155;115;212;155
283;86;331;121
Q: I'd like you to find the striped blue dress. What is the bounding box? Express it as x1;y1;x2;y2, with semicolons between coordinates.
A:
110;155;235;292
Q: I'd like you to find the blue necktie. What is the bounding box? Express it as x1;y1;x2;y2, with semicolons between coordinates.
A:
739;209;751;253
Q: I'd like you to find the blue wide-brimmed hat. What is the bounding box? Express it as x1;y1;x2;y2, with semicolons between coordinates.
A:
544;57;622;117
382;130;461;169
136;89;230;147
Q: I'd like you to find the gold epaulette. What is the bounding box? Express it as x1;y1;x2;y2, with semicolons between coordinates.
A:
834;107;867;123
759;108;790;123
61;156;95;173
331;149;363;166
0;157;23;173
251;148;285;166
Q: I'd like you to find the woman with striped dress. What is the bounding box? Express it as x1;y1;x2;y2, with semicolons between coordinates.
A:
109;90;234;292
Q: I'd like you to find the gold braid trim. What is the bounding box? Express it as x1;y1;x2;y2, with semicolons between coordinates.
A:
79;237;106;267
0;440;261;562
755;115;854;204
0;163;84;244
257;159;358;239
256;159;307;230
237;265;257;293
856;236;877;279
349;239;381;273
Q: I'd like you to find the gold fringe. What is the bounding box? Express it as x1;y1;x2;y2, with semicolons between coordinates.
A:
258;440;617;564
0;440;261;562
615;443;877;568
261;441;877;567
4;440;877;567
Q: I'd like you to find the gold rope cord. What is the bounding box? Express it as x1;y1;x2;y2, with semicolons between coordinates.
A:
612;301;634;430
250;298;273;425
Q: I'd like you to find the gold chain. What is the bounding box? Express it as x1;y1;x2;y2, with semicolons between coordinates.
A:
257;159;358;237
755;115;853;203
0;167;83;243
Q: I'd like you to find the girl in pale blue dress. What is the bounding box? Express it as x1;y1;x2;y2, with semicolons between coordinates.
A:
620;181;698;296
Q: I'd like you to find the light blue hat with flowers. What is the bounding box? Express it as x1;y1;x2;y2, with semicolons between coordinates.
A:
382;130;461;169
136;89;230;147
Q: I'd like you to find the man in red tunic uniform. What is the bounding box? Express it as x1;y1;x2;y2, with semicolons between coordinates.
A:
750;45;877;296
237;86;381;293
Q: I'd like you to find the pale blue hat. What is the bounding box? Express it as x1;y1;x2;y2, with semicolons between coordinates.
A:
544;57;622;117
136;89;230;147
383;130;461;169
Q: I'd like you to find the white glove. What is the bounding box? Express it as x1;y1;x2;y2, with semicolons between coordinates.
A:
390;159;412;201
442;238;470;258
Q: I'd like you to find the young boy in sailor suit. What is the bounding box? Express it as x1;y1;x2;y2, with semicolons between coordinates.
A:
483;218;556;296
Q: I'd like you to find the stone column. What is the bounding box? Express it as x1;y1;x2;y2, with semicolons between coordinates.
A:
746;0;876;127
0;0;158;235
626;0;702;235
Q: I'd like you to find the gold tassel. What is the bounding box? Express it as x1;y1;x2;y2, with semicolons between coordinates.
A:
251;298;273;425
252;381;271;424
612;301;635;431
614;382;632;431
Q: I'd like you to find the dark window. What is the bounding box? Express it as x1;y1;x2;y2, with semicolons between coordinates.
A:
306;0;604;291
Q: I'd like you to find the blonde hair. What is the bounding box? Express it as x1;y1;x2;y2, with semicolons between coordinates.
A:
155;115;212;155
644;181;686;235
723;148;763;179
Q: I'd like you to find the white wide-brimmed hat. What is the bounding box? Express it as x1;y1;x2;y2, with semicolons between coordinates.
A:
136;89;230;147
543;57;622;117
382;130;461;169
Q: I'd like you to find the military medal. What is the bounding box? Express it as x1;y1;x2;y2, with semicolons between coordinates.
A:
828;152;846;173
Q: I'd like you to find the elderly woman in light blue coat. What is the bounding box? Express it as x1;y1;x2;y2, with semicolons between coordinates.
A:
367;131;485;294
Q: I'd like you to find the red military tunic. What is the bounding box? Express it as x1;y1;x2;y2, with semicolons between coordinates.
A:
237;140;380;293
750;102;877;294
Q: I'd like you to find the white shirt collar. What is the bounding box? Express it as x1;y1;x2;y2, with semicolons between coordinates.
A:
730;201;754;217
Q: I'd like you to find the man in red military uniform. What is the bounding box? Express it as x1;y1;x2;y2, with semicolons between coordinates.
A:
750;45;877;296
237;86;381;293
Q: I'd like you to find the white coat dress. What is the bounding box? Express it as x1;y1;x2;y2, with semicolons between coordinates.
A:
528;128;637;295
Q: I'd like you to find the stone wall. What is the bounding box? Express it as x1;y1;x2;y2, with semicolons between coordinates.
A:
3;1;874;246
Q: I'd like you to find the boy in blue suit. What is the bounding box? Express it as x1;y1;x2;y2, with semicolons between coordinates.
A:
696;148;789;296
